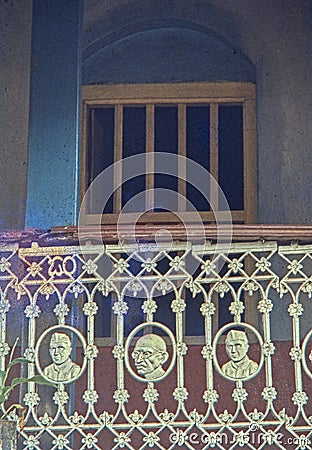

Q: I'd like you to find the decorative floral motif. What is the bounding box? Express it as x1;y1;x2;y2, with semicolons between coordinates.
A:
185;280;201;297
244;280;259;296
69;411;84;425
302;281;312;298
53;303;69;319
0;296;10;314
292;391;308;406
258;298;273;313
23;346;35;362
23;435;40;449
173;387;189;402
112;301;128;316
189;409;204;425
39;412;53;426
255;257;271;272
200;302;215;316
27;262;42;277
171;298;186;313
201;345;213;360
128;281;143;297
229;301;244;316
83;301;98;316
82;259;98;274
288;303;304;317
157;279;172;295
0;342;10;357
53;390;69;406
177;342;188;356
287;259;303;275
85;343;98;360
69;283;84;299
169;256;185;272
113;389;130;404
289;346;302;361
141;259;157;273
142;299;157;315
228;258;243;274
97;281;111;297
203;389;219;404
159;409;174;423
112;345;124;360
114;258;129;273
248;408;264;422
262;387;277;402
82;433;98;449
232;388;248;403
83;389;99;404
114;433;131;448
143;387;159;403
214;282;230;298
219;409;233;423
201;260;216;275
39;283;54;300
23;392;40;407
263;341;275;356
99;411;113;425
0;257;11;272
24;304;41;319
143;432;160;447
52;435;70;449
129;409;143;424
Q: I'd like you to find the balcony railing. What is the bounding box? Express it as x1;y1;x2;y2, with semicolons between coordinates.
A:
0;225;311;449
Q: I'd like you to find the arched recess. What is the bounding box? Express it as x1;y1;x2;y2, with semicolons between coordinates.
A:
82;19;255;84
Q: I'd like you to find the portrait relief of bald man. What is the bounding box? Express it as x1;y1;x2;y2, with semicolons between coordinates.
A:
221;329;258;379
131;334;169;381
43;332;81;382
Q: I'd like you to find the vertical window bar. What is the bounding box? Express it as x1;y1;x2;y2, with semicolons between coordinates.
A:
243;99;257;223
114;105;123;213
210;103;219;212
146;104;155;211
178;104;186;212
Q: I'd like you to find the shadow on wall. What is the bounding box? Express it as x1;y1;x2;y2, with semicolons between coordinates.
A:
82;0;255;85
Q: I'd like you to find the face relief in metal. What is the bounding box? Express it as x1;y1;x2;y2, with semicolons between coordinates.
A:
0;239;311;449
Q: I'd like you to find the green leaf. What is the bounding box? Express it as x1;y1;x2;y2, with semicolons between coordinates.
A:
27;375;57;387
7;357;31;370
10;377;30;389
0;370;6;384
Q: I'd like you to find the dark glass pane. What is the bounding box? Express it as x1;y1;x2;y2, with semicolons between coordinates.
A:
87;107;115;213
122;107;146;211
186;106;210;211
218;105;244;210
154;106;178;211
185;288;205;336
94;291;112;338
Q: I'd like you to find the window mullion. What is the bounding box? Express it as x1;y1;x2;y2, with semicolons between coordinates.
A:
146;104;155;212
178;104;186;212
210;103;219;212
114;105;123;213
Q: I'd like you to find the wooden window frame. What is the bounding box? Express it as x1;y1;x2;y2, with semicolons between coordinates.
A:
81;82;257;225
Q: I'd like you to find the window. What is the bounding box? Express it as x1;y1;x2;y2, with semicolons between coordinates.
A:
81;82;257;224
80;82;258;342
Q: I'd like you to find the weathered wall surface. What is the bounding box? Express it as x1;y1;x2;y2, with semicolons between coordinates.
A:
0;0;311;228
0;0;32;229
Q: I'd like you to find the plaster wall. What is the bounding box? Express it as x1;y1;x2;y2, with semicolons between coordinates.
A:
0;0;32;229
0;0;311;228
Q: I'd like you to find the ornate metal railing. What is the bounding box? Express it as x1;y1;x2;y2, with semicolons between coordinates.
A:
0;228;311;449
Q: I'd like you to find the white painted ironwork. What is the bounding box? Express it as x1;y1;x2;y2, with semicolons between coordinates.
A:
0;239;311;449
